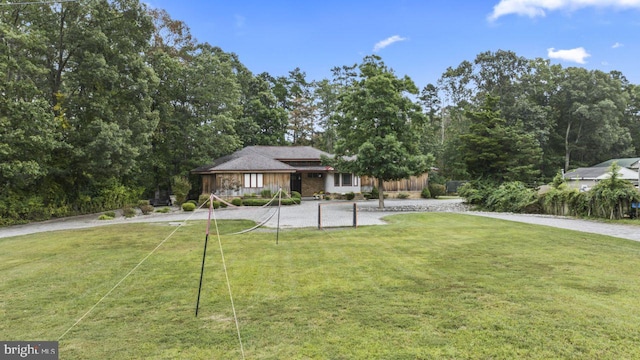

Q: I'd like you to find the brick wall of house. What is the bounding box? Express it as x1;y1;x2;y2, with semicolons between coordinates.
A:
302;176;324;197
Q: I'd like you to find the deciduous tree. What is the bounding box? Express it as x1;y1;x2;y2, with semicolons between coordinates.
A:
329;55;432;208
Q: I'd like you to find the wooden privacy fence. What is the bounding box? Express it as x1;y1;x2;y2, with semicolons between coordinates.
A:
360;173;429;192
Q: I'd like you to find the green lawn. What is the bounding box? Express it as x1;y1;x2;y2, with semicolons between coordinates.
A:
2;214;640;359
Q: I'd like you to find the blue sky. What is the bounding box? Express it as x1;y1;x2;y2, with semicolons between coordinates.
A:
147;0;640;89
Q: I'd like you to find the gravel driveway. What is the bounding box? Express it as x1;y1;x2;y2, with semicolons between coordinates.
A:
1;198;640;242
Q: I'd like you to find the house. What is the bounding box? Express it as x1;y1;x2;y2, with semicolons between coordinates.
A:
592;157;640;170
563;164;639;190
191;146;361;197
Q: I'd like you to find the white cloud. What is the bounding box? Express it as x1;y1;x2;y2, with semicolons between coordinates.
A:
373;35;407;52
612;42;624;48
489;0;640;21
547;47;591;64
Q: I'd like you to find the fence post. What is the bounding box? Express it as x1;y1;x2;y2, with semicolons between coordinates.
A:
318;203;322;230
353;203;358;228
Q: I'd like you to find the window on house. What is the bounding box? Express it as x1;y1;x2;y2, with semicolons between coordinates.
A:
243;173;263;188
334;173;356;187
342;173;352;186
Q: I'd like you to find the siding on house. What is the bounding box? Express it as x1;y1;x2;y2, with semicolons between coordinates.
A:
209;173;292;196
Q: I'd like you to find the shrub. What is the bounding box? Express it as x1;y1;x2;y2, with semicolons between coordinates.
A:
291;191;301;199
122;205;137;218
370;187;379;199
260;189;272;198
187;199;197;206
485;181;538;213
282;198;300;205
198;194;211;206
155;207;171;213
345;192;355;200
98;214;114;220
171;176;191;206
458;181;494;206
398;193;410;199
138;200;153;215
428;183;446;199
104;211;116;218
421;187;431;199
242;198;270;206
231;198;243;206
182;202;196;211
212;201;221;209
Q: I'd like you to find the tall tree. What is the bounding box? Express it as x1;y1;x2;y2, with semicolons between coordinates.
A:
460;95;542;183
550;67;632;170
312;78;341;151
0;3;63;205
329;55;432;208
235;72;287;146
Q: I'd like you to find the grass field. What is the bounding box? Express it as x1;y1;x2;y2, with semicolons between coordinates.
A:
2;213;640;359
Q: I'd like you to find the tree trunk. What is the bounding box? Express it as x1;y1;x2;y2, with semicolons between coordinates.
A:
377;178;385;209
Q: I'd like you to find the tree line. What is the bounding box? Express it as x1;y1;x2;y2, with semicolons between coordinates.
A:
2;0;639;224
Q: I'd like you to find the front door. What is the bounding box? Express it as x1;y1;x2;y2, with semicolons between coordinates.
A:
290;173;302;194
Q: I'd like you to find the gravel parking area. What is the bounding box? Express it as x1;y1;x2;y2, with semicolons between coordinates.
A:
2;198;640;242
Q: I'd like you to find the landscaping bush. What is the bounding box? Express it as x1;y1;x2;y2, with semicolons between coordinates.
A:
182;202;196;211
98;214;114;220
122;205;136;218
588;163;639;219
198;194;211;206
155;207;171;213
458;181;494;206
420;187;431;199
242;198;270;206
345;192;355;200
485;181;538;213
370;187;379;199
231;198;243;206
171;176;191;206
428;183;446;199
397;193;410;199
291;191;301;199
104;211;116;218
260;189;272;198
137;200;154;215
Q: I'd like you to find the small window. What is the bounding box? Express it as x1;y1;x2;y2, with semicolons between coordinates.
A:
334;173;355;187
342;173;352;186
243;173;263;188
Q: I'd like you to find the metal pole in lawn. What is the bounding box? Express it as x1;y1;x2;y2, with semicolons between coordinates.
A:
195;194;214;317
276;188;282;245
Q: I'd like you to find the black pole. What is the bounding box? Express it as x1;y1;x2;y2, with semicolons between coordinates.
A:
195;233;209;317
196;194;214;317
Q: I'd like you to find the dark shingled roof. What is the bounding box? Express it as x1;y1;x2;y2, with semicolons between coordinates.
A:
564;166;638;180
593;157;640;169
243;146;332;160
192;146;332;174
564;167;610;180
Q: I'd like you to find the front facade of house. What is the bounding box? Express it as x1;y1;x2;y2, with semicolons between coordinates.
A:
191;146;361;197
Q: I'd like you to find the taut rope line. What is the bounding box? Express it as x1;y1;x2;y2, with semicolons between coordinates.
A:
58;201;207;341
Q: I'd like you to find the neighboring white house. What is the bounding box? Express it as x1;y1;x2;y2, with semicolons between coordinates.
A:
563;165;639;191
